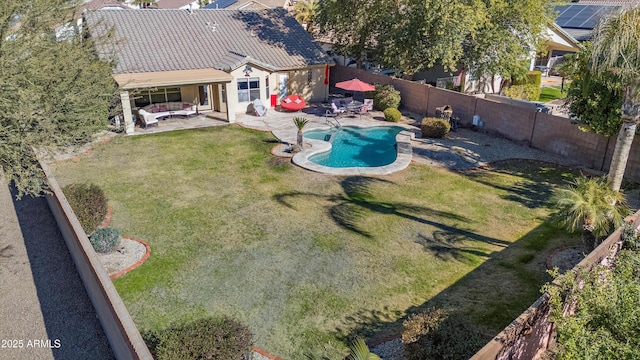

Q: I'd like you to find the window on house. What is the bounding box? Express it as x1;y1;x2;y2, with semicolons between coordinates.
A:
237;77;260;103
265;76;269;100
133;87;183;108
307;70;312;86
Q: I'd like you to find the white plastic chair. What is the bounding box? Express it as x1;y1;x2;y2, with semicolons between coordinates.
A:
364;99;374;111
253;99;267;117
331;102;346;114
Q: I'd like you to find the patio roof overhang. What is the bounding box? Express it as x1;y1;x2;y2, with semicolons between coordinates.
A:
114;69;234;90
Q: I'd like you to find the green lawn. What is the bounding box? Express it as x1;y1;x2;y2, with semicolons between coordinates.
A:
51;125;581;359
539;86;567;102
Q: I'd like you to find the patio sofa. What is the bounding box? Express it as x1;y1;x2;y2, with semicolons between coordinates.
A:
138;102;197;128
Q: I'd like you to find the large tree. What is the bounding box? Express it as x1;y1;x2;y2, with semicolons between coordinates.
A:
0;0;117;198
317;0;555;81
566;47;623;137
316;0;398;69
460;0;555;93
589;4;640;191
380;0;481;77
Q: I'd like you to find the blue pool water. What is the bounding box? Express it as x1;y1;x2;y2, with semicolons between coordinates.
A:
304;126;403;168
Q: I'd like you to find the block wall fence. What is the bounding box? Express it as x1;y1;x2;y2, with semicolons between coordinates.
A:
39;160;153;360
331;65;640;182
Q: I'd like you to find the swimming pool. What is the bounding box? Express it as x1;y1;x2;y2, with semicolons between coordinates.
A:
304;126;403;168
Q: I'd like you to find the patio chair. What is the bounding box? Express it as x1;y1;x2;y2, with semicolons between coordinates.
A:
331;102;346;114
358;105;369;119
364;99;374;111
253;98;267;117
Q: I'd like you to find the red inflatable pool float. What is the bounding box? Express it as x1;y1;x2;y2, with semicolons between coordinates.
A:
280;95;306;111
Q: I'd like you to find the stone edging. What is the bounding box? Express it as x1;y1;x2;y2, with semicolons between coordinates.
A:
109;237;151;279
253;346;284;360
270;144;294;158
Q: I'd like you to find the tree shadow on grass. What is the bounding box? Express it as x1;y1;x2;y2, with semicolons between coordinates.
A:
274;176;505;248
462;160;582;209
414;232;498;263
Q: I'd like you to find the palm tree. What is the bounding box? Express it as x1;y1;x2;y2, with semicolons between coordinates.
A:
293;117;309;148
590;4;640;191
550;176;629;252
293;0;318;33
348;338;381;360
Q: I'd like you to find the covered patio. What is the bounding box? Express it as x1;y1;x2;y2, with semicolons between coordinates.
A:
116;69;233;135
131;113;229;135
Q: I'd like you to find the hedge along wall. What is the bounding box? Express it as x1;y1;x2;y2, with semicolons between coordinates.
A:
38;160;153;360
471;211;640;360
330;65;640;182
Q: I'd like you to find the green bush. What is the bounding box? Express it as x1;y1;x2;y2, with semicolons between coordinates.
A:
421;117;450;138
383;108;402;122
89;227;121;253
513;70;542;87
145;317;253;360
622;220;640;250
543;250;640;359
505;84;541;102
373;84;401;110
62;183;108;234
402;308;486;360
527;70;542;87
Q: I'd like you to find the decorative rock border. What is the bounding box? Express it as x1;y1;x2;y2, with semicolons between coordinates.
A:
109;237;151;279
252;346;284;360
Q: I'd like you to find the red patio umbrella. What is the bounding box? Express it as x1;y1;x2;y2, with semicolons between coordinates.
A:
335;78;375;92
335;78;375;102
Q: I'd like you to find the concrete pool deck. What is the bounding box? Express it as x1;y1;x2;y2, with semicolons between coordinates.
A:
236;106;419;175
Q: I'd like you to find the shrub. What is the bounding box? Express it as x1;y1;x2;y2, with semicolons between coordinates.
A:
402;308;486;360
505;84;541;102
527;70;542;87
383;108;402;122
513;70;542;87
373;84;400;110
145;317;253;360
621;220;640;250
62;183;108;234
421;117;450;138
89;227;121;253
543;250;640;359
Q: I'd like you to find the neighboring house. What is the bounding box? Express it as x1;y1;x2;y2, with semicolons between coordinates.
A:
204;0;294;10
532;22;583;70
84;8;333;134
203;0;239;9
155;0;201;9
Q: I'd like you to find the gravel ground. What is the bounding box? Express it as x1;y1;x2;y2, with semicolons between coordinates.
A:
410;127;588;171
0;177;114;360
96;237;147;277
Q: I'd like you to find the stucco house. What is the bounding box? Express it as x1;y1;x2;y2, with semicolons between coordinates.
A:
84;8;333;134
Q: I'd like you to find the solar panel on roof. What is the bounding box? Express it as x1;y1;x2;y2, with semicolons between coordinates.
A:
554;4;619;29
203;0;238;9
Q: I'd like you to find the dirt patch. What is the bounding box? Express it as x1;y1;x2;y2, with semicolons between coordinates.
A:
547;246;586;274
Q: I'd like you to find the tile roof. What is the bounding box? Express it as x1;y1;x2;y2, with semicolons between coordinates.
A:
85;9;333;74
